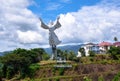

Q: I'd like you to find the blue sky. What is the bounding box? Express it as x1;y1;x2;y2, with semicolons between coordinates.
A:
28;0;101;22
0;0;120;51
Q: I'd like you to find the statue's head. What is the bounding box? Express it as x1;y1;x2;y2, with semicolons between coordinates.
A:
48;20;54;27
50;21;54;25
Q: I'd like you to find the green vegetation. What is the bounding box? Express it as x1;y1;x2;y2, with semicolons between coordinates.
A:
58;68;65;75
89;50;96;57
28;63;40;78
56;49;78;62
0;48;49;80
98;75;104;81
0;63;4;77
79;48;85;56
108;46;120;60
83;76;92;81
112;72;120;81
1;46;120;80
108;46;120;55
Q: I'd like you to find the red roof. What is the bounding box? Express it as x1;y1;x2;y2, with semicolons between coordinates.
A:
99;41;112;46
113;42;120;46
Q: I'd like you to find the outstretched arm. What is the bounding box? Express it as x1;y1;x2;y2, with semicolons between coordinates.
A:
53;17;61;29
39;18;49;29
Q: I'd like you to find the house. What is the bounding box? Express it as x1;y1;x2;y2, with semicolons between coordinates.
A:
99;41;112;54
113;42;120;47
77;41;114;57
77;43;99;57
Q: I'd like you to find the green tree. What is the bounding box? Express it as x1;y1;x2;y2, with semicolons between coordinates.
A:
31;48;50;61
63;50;68;60
6;66;14;79
57;49;63;59
67;51;76;61
13;48;37;63
42;53;50;60
79;48;85;57
0;63;4;78
0;48;48;79
108;46;120;60
0;53;31;78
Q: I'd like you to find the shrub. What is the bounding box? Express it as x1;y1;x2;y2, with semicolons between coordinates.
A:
55;78;60;81
108;46;120;60
42;53;50;60
98;75;104;81
83;76;92;81
101;60;108;64
89;51;95;57
112;72;120;81
28;64;40;77
80;57;91;64
59;68;64;75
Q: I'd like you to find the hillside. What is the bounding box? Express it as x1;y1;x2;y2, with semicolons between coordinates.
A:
23;54;120;81
32;63;120;81
1;46;120;81
0;52;3;56
0;51;10;56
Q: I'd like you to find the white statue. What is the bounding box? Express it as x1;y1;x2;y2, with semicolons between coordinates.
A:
40;17;61;47
39;17;61;60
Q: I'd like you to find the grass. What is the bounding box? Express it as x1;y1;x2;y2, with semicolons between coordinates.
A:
39;60;56;65
28;71;116;81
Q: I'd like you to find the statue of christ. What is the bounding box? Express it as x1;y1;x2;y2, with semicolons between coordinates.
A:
39;17;61;60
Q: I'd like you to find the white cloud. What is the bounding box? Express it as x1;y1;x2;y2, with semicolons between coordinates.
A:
0;0;120;51
0;0;47;51
17;30;43;43
57;3;120;43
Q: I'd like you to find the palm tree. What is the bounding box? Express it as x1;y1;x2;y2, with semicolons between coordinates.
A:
114;37;118;42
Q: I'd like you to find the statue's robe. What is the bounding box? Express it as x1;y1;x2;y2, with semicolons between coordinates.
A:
40;19;61;46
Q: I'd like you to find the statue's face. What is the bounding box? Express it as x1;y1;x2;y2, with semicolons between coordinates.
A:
48;21;54;27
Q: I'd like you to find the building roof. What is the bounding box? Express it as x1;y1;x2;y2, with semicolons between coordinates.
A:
99;41;112;46
85;43;95;45
113;42;120;46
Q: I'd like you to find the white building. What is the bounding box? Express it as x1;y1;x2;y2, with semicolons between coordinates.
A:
77;43;99;57
77;41;113;57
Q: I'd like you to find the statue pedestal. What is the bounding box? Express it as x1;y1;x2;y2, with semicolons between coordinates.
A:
54;57;72;68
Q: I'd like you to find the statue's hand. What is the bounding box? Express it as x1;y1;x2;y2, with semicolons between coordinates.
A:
57;16;60;20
